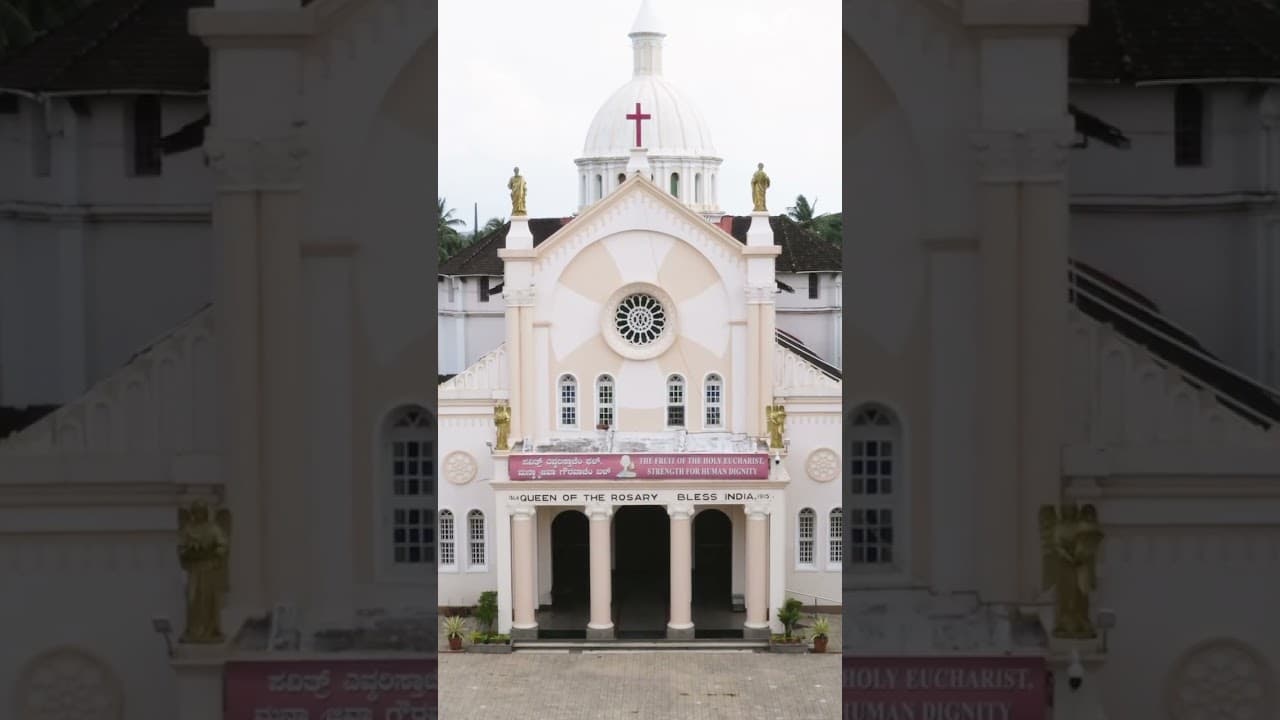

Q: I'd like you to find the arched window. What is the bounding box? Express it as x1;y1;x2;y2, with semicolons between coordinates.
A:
666;374;685;427
849;405;900;568
829;508;843;567
617;172;626;186
387;407;434;567
467;509;487;569
797;507;816;568
1175;85;1205;167
438;510;456;569
595;174;603;200
558;374;578;428
703;374;723;428
669;172;680;197
695;173;703;203
596;374;615;429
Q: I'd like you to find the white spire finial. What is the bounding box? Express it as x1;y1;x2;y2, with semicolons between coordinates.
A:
629;0;665;75
629;0;665;37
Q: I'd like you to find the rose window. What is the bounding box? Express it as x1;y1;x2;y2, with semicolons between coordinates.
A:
615;293;667;346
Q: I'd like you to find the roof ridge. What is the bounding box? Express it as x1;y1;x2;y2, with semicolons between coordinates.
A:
441;221;508;273
44;0;153;89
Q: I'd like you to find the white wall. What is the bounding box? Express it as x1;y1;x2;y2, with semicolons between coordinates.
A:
0;95;213;407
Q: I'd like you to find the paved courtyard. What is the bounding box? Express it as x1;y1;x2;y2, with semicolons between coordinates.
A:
439;651;840;720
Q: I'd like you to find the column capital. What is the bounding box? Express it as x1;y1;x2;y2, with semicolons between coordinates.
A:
745;285;777;304
205;130;307;191
970;128;1075;183
666;503;695;520
585;503;613;520
503;287;536;307
508;504;537;520
745;501;771;519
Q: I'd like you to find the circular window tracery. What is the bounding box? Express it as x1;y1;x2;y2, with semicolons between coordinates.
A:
615;293;667;346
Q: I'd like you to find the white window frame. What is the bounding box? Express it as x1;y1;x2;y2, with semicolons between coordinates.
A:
796;507;817;570
703;373;723;429
666;374;686;429
438;509;457;572
382;407;435;577
828;507;843;570
466;509;488;572
596;374;615;429
848;405;904;577
558;374;579;429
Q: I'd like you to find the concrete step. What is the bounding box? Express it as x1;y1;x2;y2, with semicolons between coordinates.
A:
513;639;769;653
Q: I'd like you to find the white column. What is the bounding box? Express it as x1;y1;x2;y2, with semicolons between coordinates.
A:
511;506;538;636
496;500;513;633
744;502;770;638
586;504;614;638
667;503;694;638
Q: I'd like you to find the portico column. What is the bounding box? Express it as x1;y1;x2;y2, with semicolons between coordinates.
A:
667;503;695;640
510;506;538;639
744;502;770;639
586;503;614;639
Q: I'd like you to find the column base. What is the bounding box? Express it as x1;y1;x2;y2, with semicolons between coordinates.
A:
666;624;695;641
743;624;771;641
586;624;614;640
510;625;538;641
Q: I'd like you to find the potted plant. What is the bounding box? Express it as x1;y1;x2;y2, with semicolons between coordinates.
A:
444;616;466;652
467;592;513;653
810;616;830;653
771;598;807;653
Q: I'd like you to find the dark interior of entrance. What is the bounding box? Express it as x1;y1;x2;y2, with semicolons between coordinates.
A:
613;505;670;638
691;509;740;638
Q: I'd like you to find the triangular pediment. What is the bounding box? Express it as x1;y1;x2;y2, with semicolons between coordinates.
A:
531;173;749;260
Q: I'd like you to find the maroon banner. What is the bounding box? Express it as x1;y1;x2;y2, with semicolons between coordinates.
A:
508;452;771;480
224;658;437;720
843;656;1048;720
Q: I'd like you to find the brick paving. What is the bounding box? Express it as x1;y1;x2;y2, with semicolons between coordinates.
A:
439;651;841;720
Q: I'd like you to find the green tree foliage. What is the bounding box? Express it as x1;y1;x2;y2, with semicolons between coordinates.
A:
788;194;841;245
437;197;467;262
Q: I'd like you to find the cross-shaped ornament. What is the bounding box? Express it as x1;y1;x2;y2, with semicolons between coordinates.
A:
625;102;651;148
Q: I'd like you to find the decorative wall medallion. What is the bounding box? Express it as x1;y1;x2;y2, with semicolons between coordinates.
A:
601;283;678;360
1166;638;1274;720
444;451;478;485
17;647;123;720
805;448;839;483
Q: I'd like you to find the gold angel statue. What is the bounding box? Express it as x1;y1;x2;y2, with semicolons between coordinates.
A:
1039;502;1104;639
494;401;511;451
766;403;786;449
508;167;527;216
178;500;231;644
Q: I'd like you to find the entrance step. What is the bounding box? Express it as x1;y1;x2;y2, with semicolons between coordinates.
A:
513;639;768;653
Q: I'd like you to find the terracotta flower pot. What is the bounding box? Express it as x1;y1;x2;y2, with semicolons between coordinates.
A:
813;636;828;653
449;636;463;651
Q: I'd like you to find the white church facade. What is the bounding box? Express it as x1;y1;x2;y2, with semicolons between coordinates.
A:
435;6;843;638
0;0;1276;719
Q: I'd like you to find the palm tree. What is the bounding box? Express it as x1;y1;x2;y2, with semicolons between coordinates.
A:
788;195;821;230
437;197;467;262
788;194;840;245
481;216;506;235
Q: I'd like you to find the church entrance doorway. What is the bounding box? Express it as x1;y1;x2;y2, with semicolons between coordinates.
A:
692;509;740;637
544;510;589;637
613;505;669;638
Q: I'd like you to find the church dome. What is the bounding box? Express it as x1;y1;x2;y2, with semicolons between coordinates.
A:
579;0;717;159
575;0;724;218
581;77;717;158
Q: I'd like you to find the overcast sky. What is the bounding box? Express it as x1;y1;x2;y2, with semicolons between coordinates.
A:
438;0;841;230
